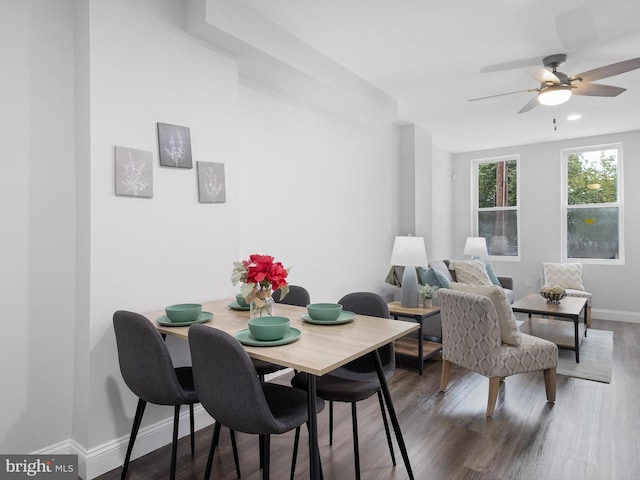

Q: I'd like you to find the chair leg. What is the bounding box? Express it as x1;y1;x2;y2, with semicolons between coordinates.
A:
204;423;221;480
377;391;396;466
171;405;182;480
440;359;452;391
262;435;271;480
487;377;501;417
170;405;180;480
259;434;264;468
121;399;146;480
543;368;557;403
290;426;301;480
189;403;195;455
230;430;241;478
351;402;361;480
329;401;334;446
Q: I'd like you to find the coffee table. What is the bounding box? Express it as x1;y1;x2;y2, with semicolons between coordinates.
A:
512;294;588;363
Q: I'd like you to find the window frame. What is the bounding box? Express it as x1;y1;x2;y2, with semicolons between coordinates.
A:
560;143;624;265
471;154;521;262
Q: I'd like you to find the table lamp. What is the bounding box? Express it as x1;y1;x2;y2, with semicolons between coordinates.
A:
463;236;488;259
390;236;428;308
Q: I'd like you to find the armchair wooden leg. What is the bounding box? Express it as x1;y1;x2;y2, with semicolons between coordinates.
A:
586;305;592;328
440;359;452;391
487;377;501;417
543;368;556;403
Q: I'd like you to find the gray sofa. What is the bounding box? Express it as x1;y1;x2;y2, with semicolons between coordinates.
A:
431;260;514;303
387;260;515;340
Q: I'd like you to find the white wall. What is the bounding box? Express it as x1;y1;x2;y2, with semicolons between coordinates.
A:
414;125;433;252
0;0;400;477
431;144;454;260
396;125;453;263
0;0;76;455
452;130;640;322
238;85;397;302
397;125;416;235
85;0;240;473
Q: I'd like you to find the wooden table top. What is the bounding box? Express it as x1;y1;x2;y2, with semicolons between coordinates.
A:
144;298;419;376
387;301;440;317
512;293;587;317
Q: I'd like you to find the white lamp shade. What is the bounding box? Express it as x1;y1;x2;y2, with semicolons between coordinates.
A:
390;236;428;267
463;237;488;258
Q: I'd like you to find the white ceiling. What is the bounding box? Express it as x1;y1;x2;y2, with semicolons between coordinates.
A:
239;0;640;152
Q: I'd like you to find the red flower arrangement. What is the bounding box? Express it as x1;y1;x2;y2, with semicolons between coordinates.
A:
232;254;290;301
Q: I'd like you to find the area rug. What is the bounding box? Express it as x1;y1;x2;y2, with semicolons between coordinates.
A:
557;329;613;383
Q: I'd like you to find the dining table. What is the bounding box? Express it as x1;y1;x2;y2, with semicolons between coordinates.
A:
143;297;419;480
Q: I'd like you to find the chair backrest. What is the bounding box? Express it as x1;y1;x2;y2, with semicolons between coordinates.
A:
113;310;190;405
272;285;311;307
438;289;502;376
188;324;282;435
336;292;394;378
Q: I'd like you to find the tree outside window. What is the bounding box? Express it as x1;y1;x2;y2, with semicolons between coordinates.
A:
473;157;519;258
563;145;623;263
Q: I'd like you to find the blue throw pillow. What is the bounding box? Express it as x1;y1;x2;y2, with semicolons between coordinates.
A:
484;261;502;287
418;267;450;288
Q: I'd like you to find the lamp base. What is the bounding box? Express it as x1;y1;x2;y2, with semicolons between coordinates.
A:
399;267;419;308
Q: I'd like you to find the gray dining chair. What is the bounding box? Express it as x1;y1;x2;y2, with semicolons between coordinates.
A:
112;310;240;480
188;324;325;480
271;284;311;306
290;292;396;480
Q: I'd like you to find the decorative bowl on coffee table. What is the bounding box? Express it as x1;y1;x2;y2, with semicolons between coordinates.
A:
540;291;566;304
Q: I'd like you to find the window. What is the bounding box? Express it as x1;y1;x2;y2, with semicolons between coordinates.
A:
472;156;519;259
562;144;623;263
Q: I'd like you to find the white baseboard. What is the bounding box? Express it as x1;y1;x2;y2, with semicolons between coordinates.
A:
33;405;214;480
86;405;214;480
32;438;86;478
593;308;640;324
32;369;294;479
32;439;75;455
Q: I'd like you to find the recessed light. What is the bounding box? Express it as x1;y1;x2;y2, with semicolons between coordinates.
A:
567;114;582;121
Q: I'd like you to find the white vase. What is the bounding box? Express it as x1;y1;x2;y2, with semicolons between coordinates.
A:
422;298;433;308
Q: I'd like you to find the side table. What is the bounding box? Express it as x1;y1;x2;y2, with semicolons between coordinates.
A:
387;301;442;375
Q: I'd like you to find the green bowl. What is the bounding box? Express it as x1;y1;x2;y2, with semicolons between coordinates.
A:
236;294;249;308
306;303;343;321
248;316;290;341
165;303;202;323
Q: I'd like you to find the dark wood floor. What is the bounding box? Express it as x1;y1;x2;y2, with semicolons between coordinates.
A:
95;319;640;480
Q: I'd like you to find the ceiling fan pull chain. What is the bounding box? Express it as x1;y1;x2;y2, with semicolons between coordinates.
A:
553;106;558;131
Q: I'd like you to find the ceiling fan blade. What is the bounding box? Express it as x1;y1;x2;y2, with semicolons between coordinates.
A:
480;56;542;73
518;96;540;114
469;89;536;102
527;67;560;84
572;82;627;97
570;57;640;83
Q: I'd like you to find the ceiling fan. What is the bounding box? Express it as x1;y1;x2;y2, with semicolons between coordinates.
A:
469;54;640;114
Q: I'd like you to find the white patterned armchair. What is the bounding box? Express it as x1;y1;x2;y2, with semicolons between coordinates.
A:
541;262;592;327
438;288;558;417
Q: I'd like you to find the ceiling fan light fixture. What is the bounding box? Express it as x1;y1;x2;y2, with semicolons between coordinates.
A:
538;85;572;106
